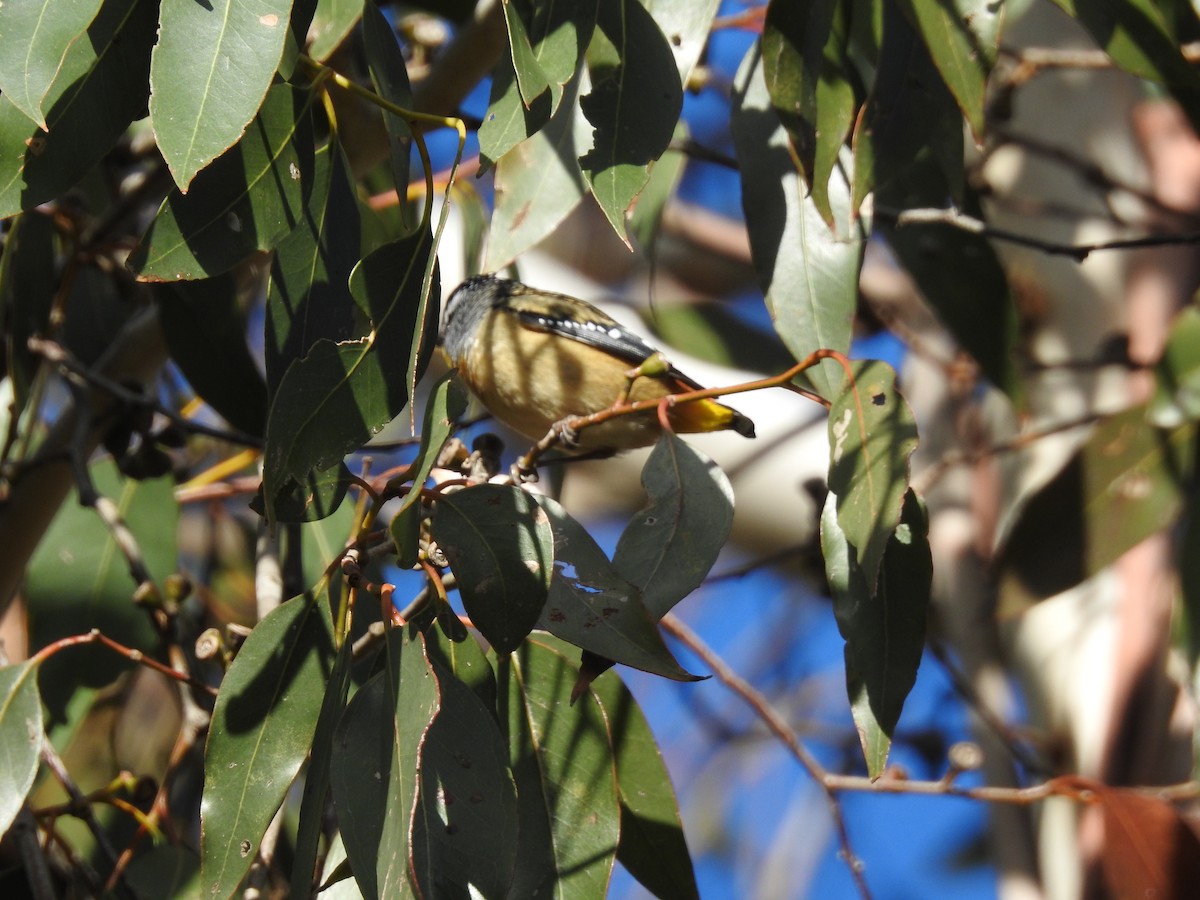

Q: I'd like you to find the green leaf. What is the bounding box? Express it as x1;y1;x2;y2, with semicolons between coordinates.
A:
388;371;469;568
502;0;596;112
0;211;56;416
998;407;1195;612
589;667;698;900
425;628;498;716
255;463;353;524
201;593;336;899
762;0;857;223
822;489;931;777
0;0;156;218
331;629;439;900
410;656;518;897
628;129;686;254
307;0;361;62
290;629;353;899
731;44;864;398
362;2;415;231
0;661;44;839
154;275;269;438
1047;0;1200;132
896;0;1000;138
535;495;701;683
149;0;292;190
478;49;553;170
0;0;103;127
613;433;733;619
1151;304;1200;426
826;359;919;594
124;845;201;899
264;139;360;396
130;84;315;282
640;302;795;376
500;639;620;897
580;0;683;244
431;484;554;655
642;0;721;86
25;461;173;705
485;70;589;271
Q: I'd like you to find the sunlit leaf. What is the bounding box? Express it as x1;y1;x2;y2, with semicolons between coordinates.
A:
822;489;930;777
732;44;864;398
0;0;155;218
613;433;733;619
642;0;721;85
130;84;314;282
149;0;292;189
826;359;919;593
500;639;619;896
307;0;361;62
0;661;43;838
201;593;335;898
0;0;103;127
502;0;594;112
580;0;683;244
478;50;552;169
431;484;553;655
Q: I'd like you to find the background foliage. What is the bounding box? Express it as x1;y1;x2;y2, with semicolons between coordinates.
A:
2;0;1200;897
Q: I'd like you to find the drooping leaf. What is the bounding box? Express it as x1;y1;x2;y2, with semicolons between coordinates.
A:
130;84;315;282
424;628;498;717
588;665;698;900
0;0;156;218
1047;0;1200;133
998;406;1195;612
0;0;103;127
502;0;596;112
331;629;440;900
388;371;469;568
731;43;864;398
822;489;931;777
431;484;554;655
642;0;721;86
486;71;589;270
264;139;360;396
499;639;620;897
612;433;734;619
149;0;292;190
535;495;701;683
762;0;857;223
0;661;44;839
826;359;919;593
410;656;518;897
307;0;362;62
154;275;269;438
896;0;1000;139
478;49;553;169
201;593;335;899
580;0;683;244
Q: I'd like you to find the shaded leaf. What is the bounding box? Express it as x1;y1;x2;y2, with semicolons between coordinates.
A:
254;463;353;524
201;593;335;898
264;139;360;396
896;0;1000;138
130;84;314;282
0;0;156;218
826;359;919;593
389;371;469;568
154;275;268;438
0;0;103;127
362;3;415;230
640;302;795;376
332;629;439;900
0;661;44;839
822;489;930;776
731;44;864;398
485;71;589;271
643;0;721;86
580;0;683;243
0;211;56;415
149;0;292;189
411;656;518;897
1098;784;1200;899
613;433;733;619
1151;303;1200;426
535;495;701;683
589;667;697;900
307;0;362;62
431;484;553;655
998;406;1194;611
500;639;619;897
425;628;498;717
478;49;553;170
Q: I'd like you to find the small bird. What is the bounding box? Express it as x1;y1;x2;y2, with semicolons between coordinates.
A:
441;274;755;454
